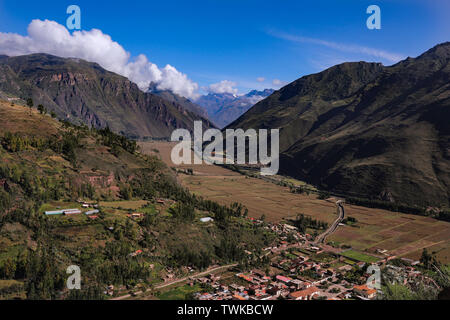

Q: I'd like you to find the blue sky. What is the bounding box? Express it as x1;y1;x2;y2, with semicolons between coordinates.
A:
0;0;448;97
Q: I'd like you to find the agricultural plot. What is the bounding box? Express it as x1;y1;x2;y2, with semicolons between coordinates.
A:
156;284;203;300
340;250;380;264
139;142;450;264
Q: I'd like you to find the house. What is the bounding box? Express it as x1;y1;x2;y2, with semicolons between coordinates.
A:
85;210;100;215
200;217;214;223
289;286;320;300
88;215;99;220
275;275;292;284
290;279;305;290
266;287;282;296
63;209;82;215
232;294;248;301
353;285;377;299
129;249;143;257
357;262;366;268
45;210;65;215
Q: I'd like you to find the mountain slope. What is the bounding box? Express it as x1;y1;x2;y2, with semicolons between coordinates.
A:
0;99;264;300
228;43;450;207
0;54;213;139
196;89;274;128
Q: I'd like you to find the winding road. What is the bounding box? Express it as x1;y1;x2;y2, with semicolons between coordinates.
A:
315;200;345;244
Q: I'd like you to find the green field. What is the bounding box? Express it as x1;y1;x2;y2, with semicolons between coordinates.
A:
340;250;380;264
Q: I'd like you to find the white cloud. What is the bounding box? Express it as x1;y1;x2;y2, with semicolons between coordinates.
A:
0;19;199;99
208;80;238;95
246;95;266;105
272;79;285;87
268;30;405;64
256;77;265;83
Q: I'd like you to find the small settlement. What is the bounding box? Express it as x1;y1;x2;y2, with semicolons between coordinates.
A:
187;218;430;301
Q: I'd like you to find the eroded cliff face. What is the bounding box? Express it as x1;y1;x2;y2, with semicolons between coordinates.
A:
0;54;213;139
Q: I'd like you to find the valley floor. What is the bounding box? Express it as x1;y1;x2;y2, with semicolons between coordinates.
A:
139;142;450;264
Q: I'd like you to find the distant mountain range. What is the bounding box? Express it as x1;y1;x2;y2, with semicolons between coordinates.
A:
228;43;450;207
0;54;213;139
195;89;275;128
147;82;210;120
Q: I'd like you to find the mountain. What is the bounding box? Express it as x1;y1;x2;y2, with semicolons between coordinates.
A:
196;89;274;128
228;43;450;207
147;82;210;120
0;54;214;139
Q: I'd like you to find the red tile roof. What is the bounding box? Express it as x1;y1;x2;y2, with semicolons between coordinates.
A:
290;286;320;299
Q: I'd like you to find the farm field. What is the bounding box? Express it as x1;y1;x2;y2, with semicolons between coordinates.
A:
339;250;380;264
139;141;450;264
156;284;203;300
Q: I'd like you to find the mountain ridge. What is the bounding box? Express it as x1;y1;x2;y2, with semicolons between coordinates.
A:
0;53;214;139
228;43;450;207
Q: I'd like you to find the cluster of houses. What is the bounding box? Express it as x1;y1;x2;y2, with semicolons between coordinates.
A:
192;268;377;301
188;217;385;301
189;220;431;301
189;237;434;301
44;202;99;218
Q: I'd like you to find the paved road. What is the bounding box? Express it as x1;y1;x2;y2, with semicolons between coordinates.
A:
315;200;345;244
111;263;238;300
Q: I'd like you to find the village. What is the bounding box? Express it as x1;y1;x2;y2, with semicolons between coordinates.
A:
183;219;434;301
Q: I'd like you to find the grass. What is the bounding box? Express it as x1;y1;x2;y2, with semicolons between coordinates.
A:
311;252;338;264
156;284;202;300
340;250;380;264
100;200;149;210
0;280;25;299
0;279;23;289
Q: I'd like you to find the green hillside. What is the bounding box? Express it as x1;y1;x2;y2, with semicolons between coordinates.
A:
0;100;272;300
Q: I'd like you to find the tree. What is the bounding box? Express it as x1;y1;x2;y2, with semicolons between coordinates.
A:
318;191;330;200
37;104;47;115
421;249;432;269
0;258;16;279
26;98;34;115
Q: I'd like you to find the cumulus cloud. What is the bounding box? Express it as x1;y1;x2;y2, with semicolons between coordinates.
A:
0;19;199;99
208;80;238;95
256;77;265;83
